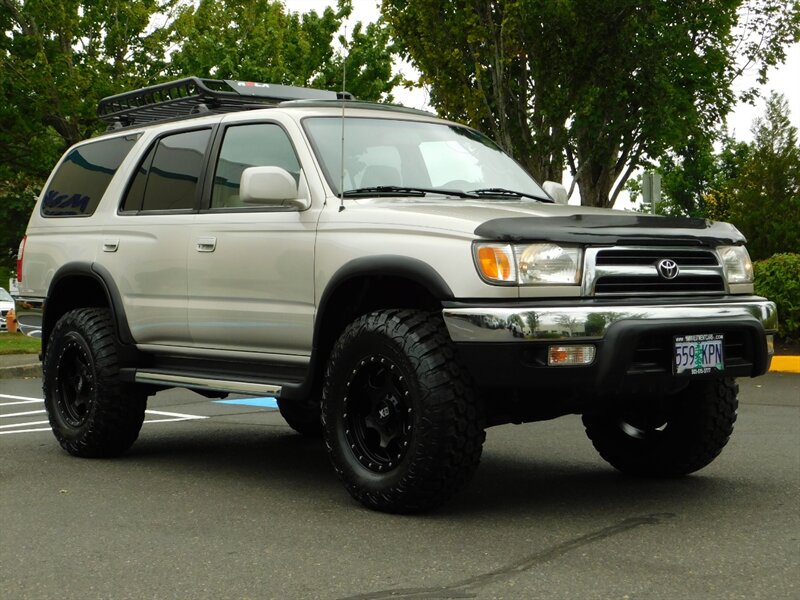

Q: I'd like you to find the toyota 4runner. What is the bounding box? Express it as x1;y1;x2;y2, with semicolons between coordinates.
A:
18;77;777;512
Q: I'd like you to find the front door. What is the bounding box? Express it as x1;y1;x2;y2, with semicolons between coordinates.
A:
187;121;318;357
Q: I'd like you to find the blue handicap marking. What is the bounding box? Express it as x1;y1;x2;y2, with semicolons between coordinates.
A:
214;397;278;409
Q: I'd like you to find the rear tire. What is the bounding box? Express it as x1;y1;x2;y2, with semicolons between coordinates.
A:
277;397;322;436
43;308;146;457
582;378;738;476
322;309;485;513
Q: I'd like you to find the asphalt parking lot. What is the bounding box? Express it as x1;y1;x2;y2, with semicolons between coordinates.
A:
1;373;798;600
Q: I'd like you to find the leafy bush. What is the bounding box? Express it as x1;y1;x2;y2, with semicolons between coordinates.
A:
754;253;800;341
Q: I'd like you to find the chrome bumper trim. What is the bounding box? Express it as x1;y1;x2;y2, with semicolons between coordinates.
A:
442;299;777;343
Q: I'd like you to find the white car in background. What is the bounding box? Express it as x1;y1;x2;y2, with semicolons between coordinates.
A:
0;287;15;332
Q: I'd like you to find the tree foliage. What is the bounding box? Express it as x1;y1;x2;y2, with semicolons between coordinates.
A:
728;93;800;259
627;135;752;219
382;0;800;208
629;93;799;259
169;0;399;102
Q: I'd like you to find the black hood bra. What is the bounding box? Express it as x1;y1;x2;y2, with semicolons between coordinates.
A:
474;214;746;246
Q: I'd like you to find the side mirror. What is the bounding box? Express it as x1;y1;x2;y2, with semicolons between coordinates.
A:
239;166;310;210
542;181;568;205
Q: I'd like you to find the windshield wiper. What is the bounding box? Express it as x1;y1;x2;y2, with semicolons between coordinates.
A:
467;187;553;203
342;186;475;198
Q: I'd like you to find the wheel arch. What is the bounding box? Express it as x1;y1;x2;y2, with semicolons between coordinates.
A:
281;256;453;400
42;262;133;357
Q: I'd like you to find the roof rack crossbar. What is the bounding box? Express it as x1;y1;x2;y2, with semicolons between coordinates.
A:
98;76;351;129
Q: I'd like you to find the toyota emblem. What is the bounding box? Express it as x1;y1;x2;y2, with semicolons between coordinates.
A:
656;258;680;280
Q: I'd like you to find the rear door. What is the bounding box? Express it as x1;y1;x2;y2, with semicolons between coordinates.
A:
97;126;213;346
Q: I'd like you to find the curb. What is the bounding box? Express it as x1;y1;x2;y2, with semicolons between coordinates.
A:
0;363;42;379
769;355;800;374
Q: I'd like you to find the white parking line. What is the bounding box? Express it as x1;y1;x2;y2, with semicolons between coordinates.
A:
0;399;43;406
0;409;47;418
0;396;207;435
0;393;42;403
0;420;49;430
143;410;209;424
0;426;51;435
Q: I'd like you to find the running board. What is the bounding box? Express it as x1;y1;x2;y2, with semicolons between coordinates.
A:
134;371;282;397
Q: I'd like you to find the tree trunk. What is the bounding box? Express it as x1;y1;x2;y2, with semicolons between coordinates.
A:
576;162;615;208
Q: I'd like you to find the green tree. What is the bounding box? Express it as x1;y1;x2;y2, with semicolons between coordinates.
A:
382;0;800;208
170;0;400;102
729;93;800;259
627;134;751;218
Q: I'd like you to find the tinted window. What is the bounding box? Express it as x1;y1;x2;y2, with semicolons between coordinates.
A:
211;124;300;209
41;135;138;217
126;129;211;212
121;144;156;212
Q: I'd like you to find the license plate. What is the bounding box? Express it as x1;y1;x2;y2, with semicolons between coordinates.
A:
673;334;725;375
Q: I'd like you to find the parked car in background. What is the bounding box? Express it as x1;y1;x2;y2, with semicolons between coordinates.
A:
0;287;16;332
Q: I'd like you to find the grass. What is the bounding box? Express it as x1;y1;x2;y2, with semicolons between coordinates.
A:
0;332;41;355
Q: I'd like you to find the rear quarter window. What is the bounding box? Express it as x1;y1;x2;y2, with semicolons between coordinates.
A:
41;134;139;217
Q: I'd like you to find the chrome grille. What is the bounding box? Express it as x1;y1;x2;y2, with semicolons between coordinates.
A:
584;247;726;296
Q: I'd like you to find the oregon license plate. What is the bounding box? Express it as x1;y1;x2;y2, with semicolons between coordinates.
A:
673;334;725;375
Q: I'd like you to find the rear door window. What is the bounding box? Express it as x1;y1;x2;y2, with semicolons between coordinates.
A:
121;129;212;212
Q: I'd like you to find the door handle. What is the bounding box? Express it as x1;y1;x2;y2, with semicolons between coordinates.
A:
103;239;119;252
196;237;217;252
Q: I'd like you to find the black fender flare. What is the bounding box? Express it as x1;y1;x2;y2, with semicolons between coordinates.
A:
314;254;453;344
281;256;453;402
43;262;135;351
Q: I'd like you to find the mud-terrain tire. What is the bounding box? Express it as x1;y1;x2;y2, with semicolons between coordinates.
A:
322;310;485;513
582;378;738;476
43;308;146;457
277;398;322;436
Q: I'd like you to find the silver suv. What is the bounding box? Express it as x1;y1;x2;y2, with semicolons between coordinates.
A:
19;78;777;512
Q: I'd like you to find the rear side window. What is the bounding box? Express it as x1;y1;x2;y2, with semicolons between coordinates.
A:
41;135;138;217
121;129;212;212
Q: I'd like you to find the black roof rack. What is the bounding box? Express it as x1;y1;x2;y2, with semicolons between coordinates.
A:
98;77;353;129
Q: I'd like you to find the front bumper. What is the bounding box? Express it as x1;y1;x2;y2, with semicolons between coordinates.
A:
442;296;777;396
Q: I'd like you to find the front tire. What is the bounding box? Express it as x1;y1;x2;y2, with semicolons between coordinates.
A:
582;378;738;476
322;310;485;513
43;308;146;457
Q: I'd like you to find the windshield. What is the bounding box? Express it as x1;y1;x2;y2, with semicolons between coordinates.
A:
0;288;13;302
303;117;546;199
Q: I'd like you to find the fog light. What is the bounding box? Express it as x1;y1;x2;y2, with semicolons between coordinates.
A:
548;345;596;366
766;334;774;356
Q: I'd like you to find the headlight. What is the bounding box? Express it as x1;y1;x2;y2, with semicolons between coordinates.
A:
718;245;753;284
474;242;582;285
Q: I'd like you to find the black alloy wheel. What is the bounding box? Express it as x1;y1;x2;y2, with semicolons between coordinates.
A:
343;353;413;473
53;333;96;428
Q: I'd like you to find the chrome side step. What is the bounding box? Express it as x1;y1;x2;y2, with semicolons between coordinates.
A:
135;371;282;397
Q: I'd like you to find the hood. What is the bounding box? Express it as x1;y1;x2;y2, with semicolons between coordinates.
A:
345;197;745;246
